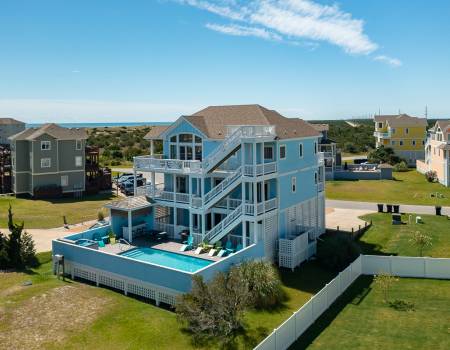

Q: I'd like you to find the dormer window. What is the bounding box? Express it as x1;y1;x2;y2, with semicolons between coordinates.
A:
378;122;383;128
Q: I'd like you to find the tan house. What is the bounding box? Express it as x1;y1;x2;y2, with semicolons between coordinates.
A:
417;120;450;187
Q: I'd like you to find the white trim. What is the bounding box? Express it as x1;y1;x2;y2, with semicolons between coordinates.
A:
159;116;208;140
32;169;85;175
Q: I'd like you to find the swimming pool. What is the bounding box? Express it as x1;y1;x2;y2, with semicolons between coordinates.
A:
120;248;213;273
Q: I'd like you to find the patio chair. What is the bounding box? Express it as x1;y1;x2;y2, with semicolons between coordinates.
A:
217;249;228;257
194;246;204;255
179;236;194;252
235;243;243;252
92;232;109;244
225;240;235;253
208;248;217;257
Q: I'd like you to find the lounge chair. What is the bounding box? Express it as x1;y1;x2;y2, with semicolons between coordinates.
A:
179;236;194;252
217;249;228;257
208;248;217;257
194;246;204;255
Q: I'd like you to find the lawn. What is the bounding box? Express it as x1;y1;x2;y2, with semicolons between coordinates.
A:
358;213;450;257
291;276;450;349
326;170;450;206
0;253;335;350
0;193;116;229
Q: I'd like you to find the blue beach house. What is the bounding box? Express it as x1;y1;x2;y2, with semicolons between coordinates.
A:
52;105;326;306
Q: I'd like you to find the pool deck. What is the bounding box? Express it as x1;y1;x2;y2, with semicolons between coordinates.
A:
99;237;223;262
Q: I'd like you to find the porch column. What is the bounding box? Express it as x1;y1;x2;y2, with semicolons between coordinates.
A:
201;177;205;238
133;167;137;197
150;140;154;155
173;206;177;238
253;142;257;215
150;140;156;187
173;175;177;203
127;210;132;243
242;220;247;248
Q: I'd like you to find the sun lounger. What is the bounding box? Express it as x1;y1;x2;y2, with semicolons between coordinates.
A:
194;246;203;255
217;249;228;257
179;236;194;251
235;244;243;252
208;249;217;257
225;240;235;253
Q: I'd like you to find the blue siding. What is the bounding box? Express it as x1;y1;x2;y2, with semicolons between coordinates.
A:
277;138;319;173
203;140;221;158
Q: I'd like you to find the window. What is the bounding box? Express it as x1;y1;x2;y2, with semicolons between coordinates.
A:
422;140;425;145
391;128;396;134
75;156;83;167
291;176;296;193
41;141;51;150
41;158;51;168
61;175;68;187
170;144;177;159
76;140;82;150
299;143;303;158
195;135;202;143
264;145;273;160
170;135;177;142
279;145;286;159
179;133;193;143
412;140;416;146
399;140;404;146
405;128;409;135
314;142;318;154
378;122;383;128
391;141;396;146
315;172;318;184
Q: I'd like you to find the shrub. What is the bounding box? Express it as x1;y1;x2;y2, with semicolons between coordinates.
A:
393;161;409;172
425;170;437;183
97;210;105;221
317;233;361;272
368;146;402;165
231;260;284;309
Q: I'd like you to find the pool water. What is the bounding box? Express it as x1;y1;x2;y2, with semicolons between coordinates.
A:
120;248;213;272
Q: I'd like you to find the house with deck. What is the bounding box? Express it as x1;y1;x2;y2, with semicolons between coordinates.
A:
52;105;325;306
312;124;341;180
417;120;450;187
373;114;427;166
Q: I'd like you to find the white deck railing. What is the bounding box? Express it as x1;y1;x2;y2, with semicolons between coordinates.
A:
134;156;202;174
244;162;277;177
136;184;191;204
204;203;243;243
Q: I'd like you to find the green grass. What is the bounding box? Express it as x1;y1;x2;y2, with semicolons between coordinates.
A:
326;170;450;206
292;276;450;349
0;193;116;229
357;213;450;257
0;253;335;350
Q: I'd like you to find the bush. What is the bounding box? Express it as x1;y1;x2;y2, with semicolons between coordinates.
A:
425;170;437;183
368;146;403;165
317;233;361;272
231;260;284;309
393;161;409;172
97;210;105;221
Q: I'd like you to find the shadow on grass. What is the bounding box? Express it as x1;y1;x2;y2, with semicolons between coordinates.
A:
35;192;116;205
289;275;374;350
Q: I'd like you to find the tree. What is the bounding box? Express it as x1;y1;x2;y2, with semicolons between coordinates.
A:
231;260;284;308
374;272;398;303
176;273;249;345
368;146;402;165
317;233;361;272
409;231;432;257
0;231;9;269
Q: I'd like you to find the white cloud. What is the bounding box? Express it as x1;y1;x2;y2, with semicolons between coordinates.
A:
205;23;282;41
0;99;195;123
373;55;402;67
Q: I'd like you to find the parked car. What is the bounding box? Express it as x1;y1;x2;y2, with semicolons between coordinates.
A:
117;173;143;186
115;173;133;184
120;178;146;194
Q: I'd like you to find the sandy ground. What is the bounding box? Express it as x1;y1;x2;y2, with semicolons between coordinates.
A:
0;219;99;253
325;207;376;232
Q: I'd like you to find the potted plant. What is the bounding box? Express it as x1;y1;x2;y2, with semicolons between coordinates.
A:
108;231;116;244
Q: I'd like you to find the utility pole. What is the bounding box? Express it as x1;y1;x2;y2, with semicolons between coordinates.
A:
425;105;428;119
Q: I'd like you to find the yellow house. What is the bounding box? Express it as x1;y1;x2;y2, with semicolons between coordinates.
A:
373;114;427;165
417;120;450;187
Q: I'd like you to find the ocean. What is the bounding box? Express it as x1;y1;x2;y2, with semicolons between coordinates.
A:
25;121;172;128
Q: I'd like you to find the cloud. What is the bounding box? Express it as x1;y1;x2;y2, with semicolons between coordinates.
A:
205;23;282;41
179;0;378;55
373;55;402;67
0;99;195;123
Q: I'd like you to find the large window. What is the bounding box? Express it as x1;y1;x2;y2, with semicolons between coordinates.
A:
279;145;286;159
41;141;51;150
75;156;83;167
179;133;193;143
264;145;273;160
41;158;51;168
168;133;202;160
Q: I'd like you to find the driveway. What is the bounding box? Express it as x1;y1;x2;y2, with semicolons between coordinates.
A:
326;199;450;216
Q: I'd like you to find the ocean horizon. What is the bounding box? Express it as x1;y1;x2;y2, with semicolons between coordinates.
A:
25;121;172;129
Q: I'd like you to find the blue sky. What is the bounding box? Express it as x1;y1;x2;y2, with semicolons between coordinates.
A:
1;0;449;123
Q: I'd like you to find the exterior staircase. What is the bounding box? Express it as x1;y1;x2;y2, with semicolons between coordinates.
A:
203;203;244;244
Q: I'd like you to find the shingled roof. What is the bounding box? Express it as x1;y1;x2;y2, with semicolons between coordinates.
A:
144;125;170;140
180;104;320;140
9;123;87;141
0;117;25;125
374;114;427;127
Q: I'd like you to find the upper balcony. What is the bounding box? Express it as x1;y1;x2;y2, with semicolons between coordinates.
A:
134;156;202;175
373;131;391;138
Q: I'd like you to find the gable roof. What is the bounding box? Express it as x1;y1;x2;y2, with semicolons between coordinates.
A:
144;125;170;140
374;114;427;127
434;120;450;133
0;117;25;125
179;104;320;140
9;123;87;141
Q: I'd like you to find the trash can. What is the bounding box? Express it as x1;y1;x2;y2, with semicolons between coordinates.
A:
377;204;384;213
393;205;400;213
386;204;393;213
435;206;442;216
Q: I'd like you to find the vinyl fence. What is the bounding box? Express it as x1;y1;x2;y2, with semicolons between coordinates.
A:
254;255;450;350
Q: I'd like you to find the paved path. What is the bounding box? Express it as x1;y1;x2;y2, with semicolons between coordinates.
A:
326;199;450;216
326;207;375;232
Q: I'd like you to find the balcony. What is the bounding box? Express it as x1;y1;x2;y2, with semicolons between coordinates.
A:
243;162;277;177
244;198;278;216
136;184;191;204
373;131;391;138
226;125;276;138
134;156;202;174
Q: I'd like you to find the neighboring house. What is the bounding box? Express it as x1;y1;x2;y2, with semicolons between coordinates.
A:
373;114;427;166
417;120;450;187
312;124;341;180
0;118;26;145
52;104;326;305
9;123;88;196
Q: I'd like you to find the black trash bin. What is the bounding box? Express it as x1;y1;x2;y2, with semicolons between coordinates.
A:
435;206;442;216
386;204;393;213
393;205;400;213
377;204;384;212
